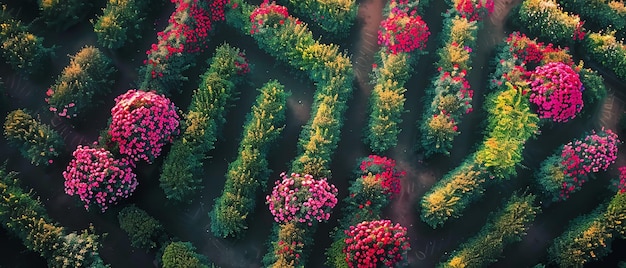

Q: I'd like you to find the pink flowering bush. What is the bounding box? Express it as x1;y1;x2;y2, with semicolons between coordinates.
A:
108;89;180;164
614;166;626;194
63;145;138;212
454;0;495;22
266;172;338;226
529;61;584;122
378;1;430;54
537;129;620;201
358;155;405;196
344;220;410;268
249;1;289;34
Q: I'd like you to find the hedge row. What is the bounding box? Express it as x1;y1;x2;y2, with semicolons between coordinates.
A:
226;0;353;178
279;0;357;38
0;6;52;74
439;193;539;267
159;43;248;203
45;46;116;120
93;0;150;49
549;191;626;267
138;0;228;95
557;0;626;34
3;109;64;166
365;0;429;153
0;165;107;267
37;0;91;31
515;0;585;46
419;0;493;157
210;80;288;238
585;32;626;82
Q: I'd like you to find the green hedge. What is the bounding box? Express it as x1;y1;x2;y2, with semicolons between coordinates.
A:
38;0;91;31
3;109;64;166
93;0;150;49
159;43;246;203
0;6;53;74
210;80;288;238
0;165;107;267
515;0;584;46
557;0;626;33
585;32;626;82
118;205;167;251
162;241;210;268
279;0;357;38
439;193;539;268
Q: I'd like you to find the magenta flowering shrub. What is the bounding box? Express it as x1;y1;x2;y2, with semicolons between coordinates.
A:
529;61;584;122
108;89;180;164
378;1;430;54
358;155;405;197
454;0;495;22
63;145;138;212
537;129;620;201
266;172;338;226
614;166;626;194
249;1;289;34
343;220;410;268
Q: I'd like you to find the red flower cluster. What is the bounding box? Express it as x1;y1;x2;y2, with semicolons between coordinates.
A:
63;145;138;212
506;32;571;66
359;155;405;197
249;1;289;34
529;62;583;122
344;220;410;268
573;20;586;41
144;0;227;78
455;0;494;22
234;52;250;75
108;90;180;165
266;172;338;226
615;166;626;194
560;129;620;197
378;2;430;54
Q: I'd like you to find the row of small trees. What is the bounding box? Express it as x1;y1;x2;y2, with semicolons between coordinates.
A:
209;80;288;238
0;165;107;267
159;43;249;203
419;0;494;156
365;0;430;153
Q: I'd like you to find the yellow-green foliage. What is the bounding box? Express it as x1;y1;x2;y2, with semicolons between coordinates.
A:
3;109;64;166
0;6;52;74
517;0;582;45
440;193;539;268
93;0;149;49
162;241;208;268
585;32;626;81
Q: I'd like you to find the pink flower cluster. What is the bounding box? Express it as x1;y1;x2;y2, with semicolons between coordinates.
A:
250;1;289;34
437;65;474;114
573;21;586;41
144;0;227;78
266;172;338;226
234;52;250;75
343;220;410;268
108;89;180;164
614;166;626;194
63;145;138;212
529;62;583;122
560;129;620;198
455;0;495;22
378;2;430;54
45;88;77;119
359;155;405;197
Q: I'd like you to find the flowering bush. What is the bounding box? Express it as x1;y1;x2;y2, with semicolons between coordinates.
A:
537;129;620;201
454;0;495;22
46;46;115;119
108;89;180;164
585;32;626;81
516;0;586;45
358;155;405;196
529;62;583;122
266;172;338;226
343;220;410;268
249;1;289;34
63;145;138;212
3;109;64;166
378;3;430;54
613;166;626;194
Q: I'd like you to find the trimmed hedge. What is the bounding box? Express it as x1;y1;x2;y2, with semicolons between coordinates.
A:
210;80;288;238
93;0;150;49
515;0;585;46
280;0;357;38
3;109;64;166
37;0;91;31
0;6;52;74
585;32;626;82
118;205;167;251
557;0;626;34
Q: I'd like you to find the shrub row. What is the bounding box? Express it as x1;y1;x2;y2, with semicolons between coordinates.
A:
0;6;52;74
226;0;353;178
159;43;249;203
419;0;494;157
93;0;150;49
515;0;586;46
365;0;429;153
138;0;228;95
279;0;357;38
325;155;407;268
557;0;626;34
549;191;626;267
45;46;116;120
585;32;626;82
37;0;91;31
439;193;539;267
3;109;64;166
210;80;288;238
0;165;107;267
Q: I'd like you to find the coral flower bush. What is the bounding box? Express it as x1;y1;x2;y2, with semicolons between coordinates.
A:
343;219;410;268
266;172;338;226
63;145;138;212
108;89;180;164
378;4;430;54
358;155;405;197
529;61;584;122
249;1;289;34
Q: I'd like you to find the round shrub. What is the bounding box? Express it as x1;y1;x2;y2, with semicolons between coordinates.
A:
529;61;583;122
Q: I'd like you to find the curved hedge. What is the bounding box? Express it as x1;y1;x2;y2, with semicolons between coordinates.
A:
210;80;288;238
3;109;64;166
159;43;248;203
